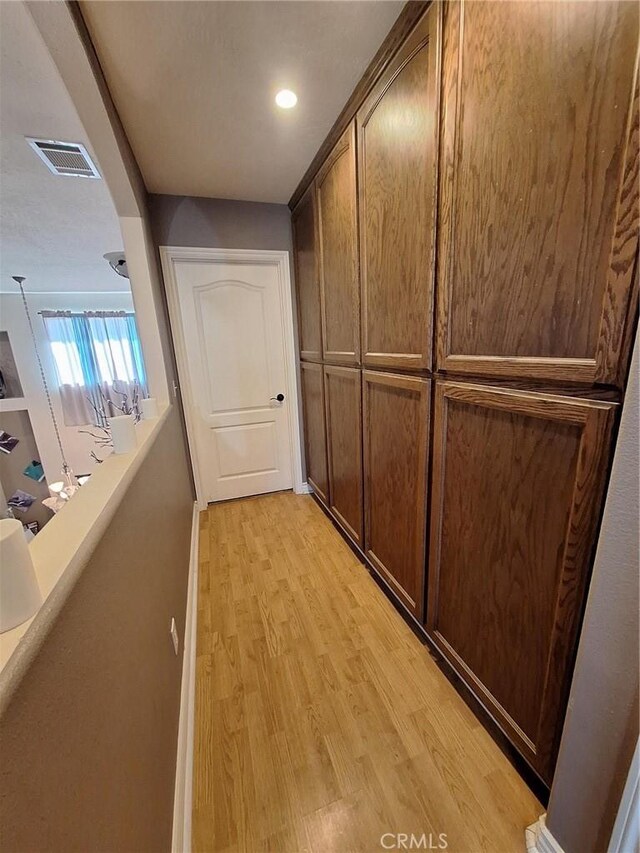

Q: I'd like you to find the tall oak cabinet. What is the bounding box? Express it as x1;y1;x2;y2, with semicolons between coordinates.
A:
292;0;639;787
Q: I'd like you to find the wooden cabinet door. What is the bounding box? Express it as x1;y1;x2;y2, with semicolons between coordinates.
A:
324;365;363;546
317;123;360;365
363;371;430;618
437;0;639;386
300;361;329;506
427;381;617;783
357;5;440;372
292;186;322;361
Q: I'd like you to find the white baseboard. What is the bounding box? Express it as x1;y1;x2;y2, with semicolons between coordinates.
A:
526;815;565;853
296;481;313;495
172;502;200;853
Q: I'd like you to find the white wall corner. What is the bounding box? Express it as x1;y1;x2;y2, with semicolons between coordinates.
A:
120;216;170;404
172;502;200;853
526;815;565;853
296;482;313;495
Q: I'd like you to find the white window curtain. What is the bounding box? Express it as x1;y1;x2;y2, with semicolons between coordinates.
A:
43;311;148;427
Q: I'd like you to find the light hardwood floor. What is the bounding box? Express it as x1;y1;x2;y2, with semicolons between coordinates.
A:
193;492;541;852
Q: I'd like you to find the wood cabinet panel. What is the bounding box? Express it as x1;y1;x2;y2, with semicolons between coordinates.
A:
289;2;432;210
324;365;363;546
300;361;329;505
358;5;440;371
437;0;639;386
427;381;617;783
292;186;322;361
363;371;430;618
317;123;360;365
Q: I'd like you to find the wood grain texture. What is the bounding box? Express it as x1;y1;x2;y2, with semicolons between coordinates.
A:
597;64;640;386
363;371;430;618
436;0;640;387
288;1;432;211
292;186;323;361
317;123;361;365
300;361;329;505
616;258;639;389
324;365;363;546
193;491;541;852
427;380;617;784
358;4;440;371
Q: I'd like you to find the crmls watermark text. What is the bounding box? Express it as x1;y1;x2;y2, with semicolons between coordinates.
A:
380;832;448;849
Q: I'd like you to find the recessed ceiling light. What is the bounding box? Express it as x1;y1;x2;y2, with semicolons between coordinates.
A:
275;89;297;109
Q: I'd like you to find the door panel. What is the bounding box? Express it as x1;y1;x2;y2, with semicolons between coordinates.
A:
437;0;639;385
196;281;269;412
358;5;440;371
324;365;363;546
427;380;616;782
167;256;294;503
292;186;322;361
317;123;360;365
214;421;277;478
300;361;329;506
363;371;430;618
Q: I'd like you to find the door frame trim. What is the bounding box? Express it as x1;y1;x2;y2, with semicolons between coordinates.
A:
160;246;304;508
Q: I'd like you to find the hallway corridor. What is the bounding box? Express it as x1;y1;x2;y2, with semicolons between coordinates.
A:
193;492;541;852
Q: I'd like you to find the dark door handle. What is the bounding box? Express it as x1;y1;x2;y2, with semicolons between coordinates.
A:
270;393;285;402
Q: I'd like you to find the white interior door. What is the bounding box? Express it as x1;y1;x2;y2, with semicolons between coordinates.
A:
162;249;299;503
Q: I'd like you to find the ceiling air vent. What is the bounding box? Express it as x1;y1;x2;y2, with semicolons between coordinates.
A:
26;138;101;179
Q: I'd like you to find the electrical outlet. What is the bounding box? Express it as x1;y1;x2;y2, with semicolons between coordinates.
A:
170;617;179;655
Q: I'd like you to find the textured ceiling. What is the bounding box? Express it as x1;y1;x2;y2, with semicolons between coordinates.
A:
0;2;127;294
80;0;404;203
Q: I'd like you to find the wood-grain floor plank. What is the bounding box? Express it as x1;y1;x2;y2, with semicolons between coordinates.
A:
193;492;540;852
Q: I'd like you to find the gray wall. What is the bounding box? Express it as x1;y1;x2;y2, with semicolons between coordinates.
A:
149;194;293;255
149;194;306;480
547;333;639;853
0;406;193;852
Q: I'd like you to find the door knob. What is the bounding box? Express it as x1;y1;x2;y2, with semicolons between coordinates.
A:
270;393;285;402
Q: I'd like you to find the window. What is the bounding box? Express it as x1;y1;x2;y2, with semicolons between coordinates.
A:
43;312;148;427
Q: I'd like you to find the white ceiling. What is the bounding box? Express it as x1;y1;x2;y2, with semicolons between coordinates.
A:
0;2;127;294
81;0;404;204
